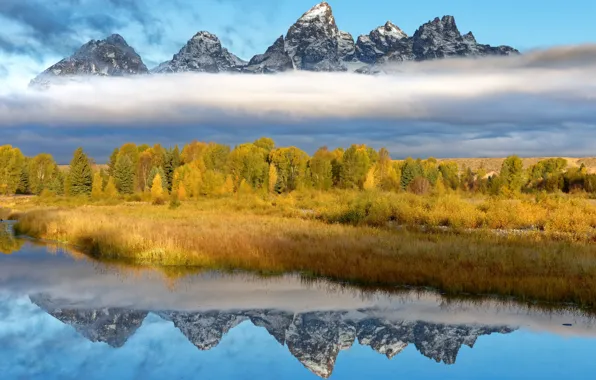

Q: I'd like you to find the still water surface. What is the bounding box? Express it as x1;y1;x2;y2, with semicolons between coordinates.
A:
1;222;595;379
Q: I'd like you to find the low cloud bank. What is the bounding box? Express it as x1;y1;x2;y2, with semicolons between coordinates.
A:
2;45;596;161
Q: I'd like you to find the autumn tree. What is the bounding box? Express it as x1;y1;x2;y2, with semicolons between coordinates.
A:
269;146;309;192
181;140;207;164
91;172;104;200
148;166;167;193
375;148;400;191
0;145;25;195
227;143;268;190
268;164;279;194
151;173;165;204
309;147;334;191
203;143;230;172
500;155;524;193
253;137;275;154
438;161;460;190
363;167;377;190
68;148;93;196
28;153;57;195
104;177;118;199
340;145;372;189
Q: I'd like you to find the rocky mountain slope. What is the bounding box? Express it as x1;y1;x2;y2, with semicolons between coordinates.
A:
30;294;148;348
152;31;246;74
32;296;515;379
31;2;519;83
30;34;148;88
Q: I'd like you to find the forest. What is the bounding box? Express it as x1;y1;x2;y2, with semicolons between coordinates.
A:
2;139;596;200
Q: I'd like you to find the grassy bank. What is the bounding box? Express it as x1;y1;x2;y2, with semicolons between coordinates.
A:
13;201;596;308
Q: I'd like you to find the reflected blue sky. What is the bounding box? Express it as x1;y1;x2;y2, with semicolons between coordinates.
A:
1;294;595;380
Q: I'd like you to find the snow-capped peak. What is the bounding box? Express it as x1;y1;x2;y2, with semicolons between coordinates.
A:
376;21;408;39
299;2;333;23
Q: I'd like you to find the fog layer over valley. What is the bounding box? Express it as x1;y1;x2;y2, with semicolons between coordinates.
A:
2;45;596;161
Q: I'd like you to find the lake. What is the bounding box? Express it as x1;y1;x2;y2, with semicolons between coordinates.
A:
1;221;595;379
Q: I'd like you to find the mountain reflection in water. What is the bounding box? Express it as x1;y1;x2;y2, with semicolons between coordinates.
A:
1;226;596;379
30;294;514;378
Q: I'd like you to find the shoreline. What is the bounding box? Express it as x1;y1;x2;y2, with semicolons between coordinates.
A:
8;201;596;309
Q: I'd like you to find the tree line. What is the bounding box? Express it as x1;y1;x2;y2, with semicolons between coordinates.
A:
2;141;596;199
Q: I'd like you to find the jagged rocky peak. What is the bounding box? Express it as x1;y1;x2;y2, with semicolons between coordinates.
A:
285;311;356;379
30;33;148;88
337;30;356;62
284;2;346;71
356;20;412;64
152;31;246;74
29;294;148;348
411;15;519;60
243;35;294;74
377;21;408;40
158;311;248;350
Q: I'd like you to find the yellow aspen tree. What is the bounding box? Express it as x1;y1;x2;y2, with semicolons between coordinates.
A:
151;173;164;204
268;164;278;194
91;172;104;200
363;167;377;190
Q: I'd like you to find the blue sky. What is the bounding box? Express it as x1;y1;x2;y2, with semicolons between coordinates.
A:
2;0;596;162
2;0;594;87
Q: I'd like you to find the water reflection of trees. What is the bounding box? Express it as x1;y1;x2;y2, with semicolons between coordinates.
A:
0;223;24;254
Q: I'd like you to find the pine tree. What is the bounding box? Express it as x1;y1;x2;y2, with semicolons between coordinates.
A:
169;146;181;190
114;155;135;194
107;148;119;177
91;172;104;200
68;148;93;196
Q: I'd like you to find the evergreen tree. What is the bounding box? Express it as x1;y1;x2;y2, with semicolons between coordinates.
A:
114;155;135;194
68;148;93;196
400;158;423;190
107;148;119;177
164;146;181;191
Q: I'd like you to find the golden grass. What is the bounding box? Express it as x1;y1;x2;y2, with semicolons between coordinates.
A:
13;203;596;308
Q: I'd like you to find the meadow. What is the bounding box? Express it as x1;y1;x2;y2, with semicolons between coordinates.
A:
6;190;596;308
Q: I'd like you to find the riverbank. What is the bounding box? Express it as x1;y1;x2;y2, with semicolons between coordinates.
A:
10;195;596;308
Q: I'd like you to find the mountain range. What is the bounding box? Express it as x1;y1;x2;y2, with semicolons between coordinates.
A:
30;2;518;86
31;294;515;379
